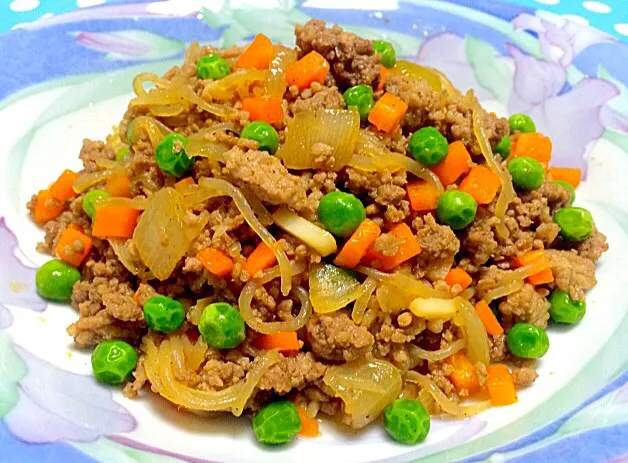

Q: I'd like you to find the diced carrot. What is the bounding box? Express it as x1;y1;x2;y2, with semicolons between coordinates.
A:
286;51;330;90
50;170;79;202
175;177;196;188
243;242;277;277
105;172;131;198
446;352;480;394
458;165;501;205
34;189;65;224
431;141;472;186
407;180;439;212
475;300;503;335
67;223;84;234
486;364;518;406
377;64;388;92
362;223;421;272
295;405;320;438
548;167;581;188
235;33;274;70
196;248;234;278
242;96;284;124
253;331;300;352
92;205;140;239
512;132;552;166
334;219;382;269
513;250;554;286
444;268;473;290
368;92;408;133
527;267;554;286
55;228;93;267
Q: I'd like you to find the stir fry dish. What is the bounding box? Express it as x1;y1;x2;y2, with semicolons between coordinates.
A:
28;20;608;446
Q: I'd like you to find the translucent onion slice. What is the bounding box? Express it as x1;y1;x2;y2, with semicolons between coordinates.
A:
271;207;337;257
323;358;402;429
126;115;172;147
352;277;377;324
238;264;311;335
265;46;297;97
132;72;162;97
390;60;442;92
455;297;490;365
405;371;491;417
472;102;515;239
279;109;360;171
184;42;201;66
73;168;120;193
309;263;363;314
355;266;451;299
407;339;466;365
483;279;524;303
376;284;416;313
142;335;281;416
133;187;208;281
352;131;443;193
109;238;154;279
194;178;292;296
96;196;147;210
202;69;269;100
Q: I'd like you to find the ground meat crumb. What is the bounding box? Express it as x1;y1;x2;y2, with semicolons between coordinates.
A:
512;366;538;387
258;352;327;394
306;311;374;362
295;19;380;88
412;214;460;281
574;228;608;262
546;249;597;301
373;233;400;256
499;284;550;328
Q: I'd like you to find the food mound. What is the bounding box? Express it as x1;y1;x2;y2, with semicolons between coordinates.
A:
28;20;608;446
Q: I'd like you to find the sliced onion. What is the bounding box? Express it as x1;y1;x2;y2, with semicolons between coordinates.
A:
265;46;297;97
272;207;337;257
483;279;524;303
109;238;154;279
352;131;443;193
352;277;377;323
142;335;281;416
184;42;201;66
202;69;269;100
126;115;173;147
188;297;213;325
133;187;207;280
472;102;515;239
96;196;147;210
323;358;402;429
390;60;442;92
279;109;360;171
376;284;415;313
407;339;466;365
455;297;490;365
132;72;162;97
405;371;491;417
238;264;311;335
355;266;450;299
194;178;292;296
73;168;120;193
309;263;362;314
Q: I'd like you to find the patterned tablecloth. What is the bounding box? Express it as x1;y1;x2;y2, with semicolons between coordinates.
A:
2;0;628;38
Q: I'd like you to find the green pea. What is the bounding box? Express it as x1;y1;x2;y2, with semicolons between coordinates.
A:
196;53;231;80
318;191;366;237
91;340;138;385
508;156;545;190
82;190;110;219
155;133;194;177
373;40;397;68
253;400;302;445
36;259;81;302
344;85;375;121
408;127;449;167
198;302;245;349
115;147;131;162
549;289;586;324
384;398;430;445
494;135;511;159
240;121;279;154
509;113;536;133
143;295;185;333
551;180;575;206
554;207;593;242
506;323;549;359
436;190;478;230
